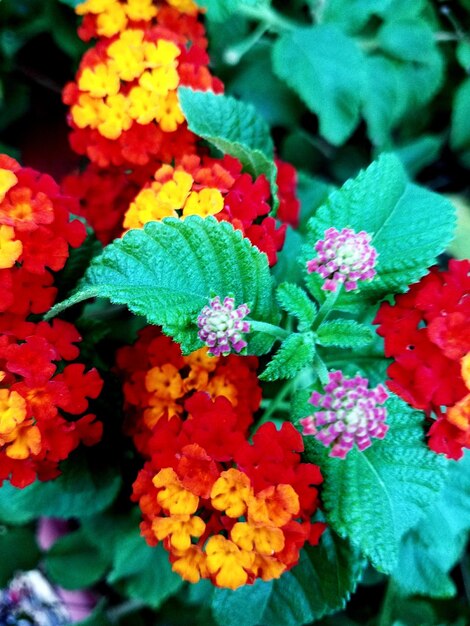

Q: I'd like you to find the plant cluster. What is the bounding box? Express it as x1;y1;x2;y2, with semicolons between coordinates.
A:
0;1;469;626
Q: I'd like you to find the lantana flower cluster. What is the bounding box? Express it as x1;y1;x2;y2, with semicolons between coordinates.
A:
375;259;470;459
0;155;104;487
116;326;261;456
63;1;300;265
132;399;325;589
63;0;222;167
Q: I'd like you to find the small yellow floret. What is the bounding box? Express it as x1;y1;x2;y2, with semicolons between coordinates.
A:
210;468;253;518
78;63;120;98
152;514;205;551
76;0;115;15
144;39;180;68
0;225;23;269
183;188;224;218
125;0;158;21
155;92;185;132
98;94;132;139
205;536;255;590
153;467;199;515
166;0;199;16
107;30;146;82
5;423;41;460
96;4;128;37
0;390;27;437
128;86;161;125
0;169;18;203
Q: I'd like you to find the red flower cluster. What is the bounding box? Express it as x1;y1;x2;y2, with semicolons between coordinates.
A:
116;326;261;456
0;155;104;486
0;155;86;317
375;260;470;459
0;319;103;487
132;395;325;589
63;1;222;167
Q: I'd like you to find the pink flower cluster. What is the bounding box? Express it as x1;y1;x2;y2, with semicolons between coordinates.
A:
307;227;377;292
300;371;389;458
197;296;250;357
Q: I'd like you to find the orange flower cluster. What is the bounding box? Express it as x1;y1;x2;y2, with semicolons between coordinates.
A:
132;395;325;589
116;326;261;456
63;0;223;167
0;154;104;487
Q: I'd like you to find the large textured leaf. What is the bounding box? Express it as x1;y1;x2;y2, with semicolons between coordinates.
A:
48;217;278;355
178;88;278;206
305;154;455;298
212;530;363;626
272;26;365;145
392;451;470;598
302;396;448;572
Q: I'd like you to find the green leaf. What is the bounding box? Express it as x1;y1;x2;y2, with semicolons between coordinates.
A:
272;26;366;145
390;135;443;177
0;527;40;586
318;0;390;34
260;333;316;381
392;452;470;598
0;457;121;523
302;396;448;572
194;0;268;22
105;516;183;608
178;88;278;207
212;529;363;626
47;217;278;356
316;320;375;348
451;78;470;151
378;20;436;64
457;41;470;70
45;528;109;590
276;283;317;331
305;154;455;298
226;44;302;128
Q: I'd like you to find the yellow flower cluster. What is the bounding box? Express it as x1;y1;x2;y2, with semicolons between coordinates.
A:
123;164;224;230
71;29;184;140
76;0;198;38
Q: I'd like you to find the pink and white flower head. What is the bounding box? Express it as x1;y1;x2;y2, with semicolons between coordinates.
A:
307;227;378;292
300;370;389;459
197;296;250;357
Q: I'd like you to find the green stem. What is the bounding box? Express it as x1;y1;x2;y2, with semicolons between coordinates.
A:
260;399;291;411
238;4;298;32
223;23;269;65
312;288;341;331
257;378;297;426
107;599;146;623
249;320;289;341
377;579;396;626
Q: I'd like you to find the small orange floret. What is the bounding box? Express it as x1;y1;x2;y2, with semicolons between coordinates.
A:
205;535;255;590
153;467;199;515
152;514;205;551
210;468;253;518
248;484;300;528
